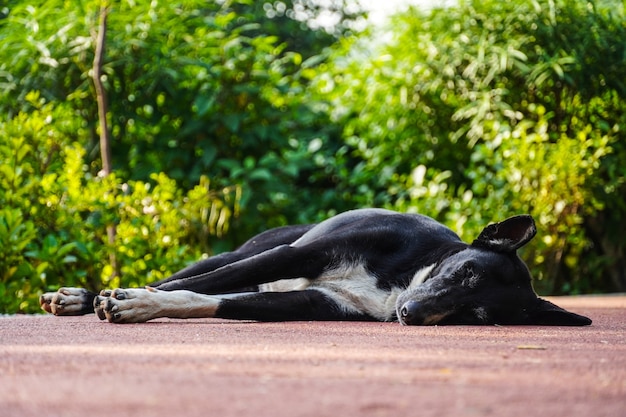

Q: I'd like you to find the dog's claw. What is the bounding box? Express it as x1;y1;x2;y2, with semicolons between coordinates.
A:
94;295;107;320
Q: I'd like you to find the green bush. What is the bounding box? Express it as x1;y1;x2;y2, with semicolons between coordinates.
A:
0;101;237;313
0;0;357;244
1;0;624;315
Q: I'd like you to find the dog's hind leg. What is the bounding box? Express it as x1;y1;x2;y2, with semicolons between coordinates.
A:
148;251;256;290
148;224;314;293
153;244;328;295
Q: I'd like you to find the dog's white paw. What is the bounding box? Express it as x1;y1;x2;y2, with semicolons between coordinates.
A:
95;287;165;323
93;287;221;323
40;287;94;315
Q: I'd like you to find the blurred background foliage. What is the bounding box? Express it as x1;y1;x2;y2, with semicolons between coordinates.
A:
0;0;624;313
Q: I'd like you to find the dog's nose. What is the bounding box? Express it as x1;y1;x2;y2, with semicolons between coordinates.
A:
399;300;424;325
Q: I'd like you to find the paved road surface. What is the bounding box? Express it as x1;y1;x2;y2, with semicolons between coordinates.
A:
1;296;625;417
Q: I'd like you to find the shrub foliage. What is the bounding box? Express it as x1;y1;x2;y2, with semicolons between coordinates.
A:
0;0;624;313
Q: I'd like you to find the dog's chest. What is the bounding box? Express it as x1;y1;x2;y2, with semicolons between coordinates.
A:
309;262;400;321
258;261;434;322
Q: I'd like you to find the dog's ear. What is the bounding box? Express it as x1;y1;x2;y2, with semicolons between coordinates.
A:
525;299;592;326
472;215;537;252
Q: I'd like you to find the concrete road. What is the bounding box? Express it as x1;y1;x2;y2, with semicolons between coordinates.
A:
1;295;625;417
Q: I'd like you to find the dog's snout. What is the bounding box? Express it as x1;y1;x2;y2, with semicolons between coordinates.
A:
399;300;423;325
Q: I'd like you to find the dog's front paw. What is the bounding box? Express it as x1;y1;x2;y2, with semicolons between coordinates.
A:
96;287;162;324
40;288;96;316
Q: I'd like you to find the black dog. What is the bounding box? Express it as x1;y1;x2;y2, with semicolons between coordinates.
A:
40;208;591;326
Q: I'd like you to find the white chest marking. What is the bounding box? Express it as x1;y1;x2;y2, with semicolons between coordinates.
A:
256;262;436;322
308;262;434;322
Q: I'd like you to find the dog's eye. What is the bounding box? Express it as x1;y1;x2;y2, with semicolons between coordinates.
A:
461;262;481;287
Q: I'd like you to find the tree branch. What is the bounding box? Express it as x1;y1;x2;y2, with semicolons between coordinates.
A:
93;2;112;175
92;2;118;280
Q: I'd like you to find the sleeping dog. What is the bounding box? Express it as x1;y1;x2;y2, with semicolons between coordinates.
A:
40;208;592;326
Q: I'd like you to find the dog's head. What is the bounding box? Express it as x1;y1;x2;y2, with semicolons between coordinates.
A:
396;215;592;326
